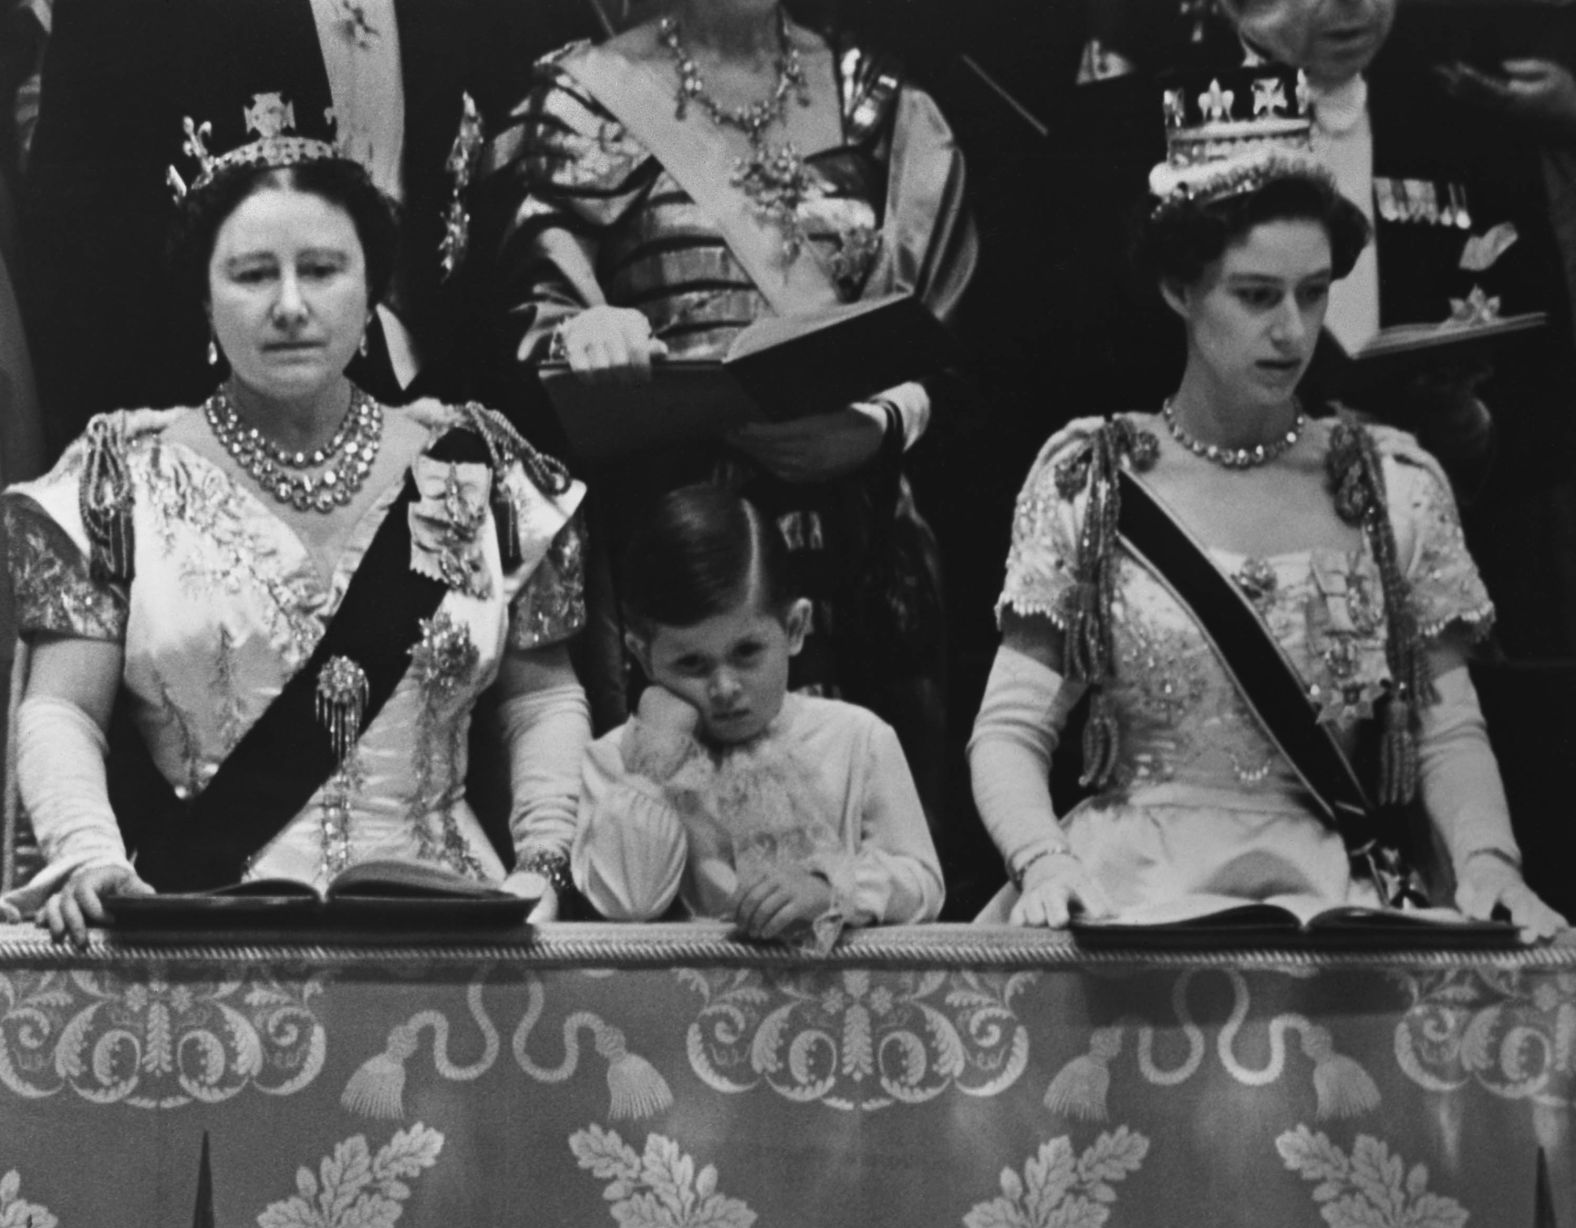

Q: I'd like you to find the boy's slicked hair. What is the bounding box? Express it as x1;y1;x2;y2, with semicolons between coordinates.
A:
620;484;798;636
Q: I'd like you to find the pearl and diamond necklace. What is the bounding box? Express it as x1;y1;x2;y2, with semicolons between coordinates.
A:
205;385;383;513
1162;397;1306;470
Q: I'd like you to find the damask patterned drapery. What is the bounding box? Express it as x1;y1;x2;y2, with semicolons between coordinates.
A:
0;923;1570;1227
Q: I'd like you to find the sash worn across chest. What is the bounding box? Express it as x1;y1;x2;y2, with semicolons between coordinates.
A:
131;427;494;891
1115;470;1400;861
559;45;844;317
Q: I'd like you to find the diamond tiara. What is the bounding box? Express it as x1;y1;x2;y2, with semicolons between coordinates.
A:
166;92;343;200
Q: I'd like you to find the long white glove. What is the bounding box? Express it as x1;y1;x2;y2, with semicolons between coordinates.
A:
4;695;138;922
499;683;590;920
967;646;1112;925
1419;665;1565;938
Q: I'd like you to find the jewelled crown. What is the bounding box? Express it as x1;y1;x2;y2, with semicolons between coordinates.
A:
1148;67;1332;215
166;92;344;200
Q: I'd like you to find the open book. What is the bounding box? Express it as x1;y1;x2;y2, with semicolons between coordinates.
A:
1070;893;1519;948
539;293;953;462
104;859;533;930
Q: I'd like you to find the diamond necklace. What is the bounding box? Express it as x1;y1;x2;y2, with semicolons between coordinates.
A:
659;9;813;258
206;385;383;513
1162;397;1306;470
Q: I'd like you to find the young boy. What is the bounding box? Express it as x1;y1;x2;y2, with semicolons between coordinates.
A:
571;485;944;947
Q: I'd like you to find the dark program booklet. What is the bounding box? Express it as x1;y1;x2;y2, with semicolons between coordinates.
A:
104;859;533;930
1070;892;1520;949
538;292;954;461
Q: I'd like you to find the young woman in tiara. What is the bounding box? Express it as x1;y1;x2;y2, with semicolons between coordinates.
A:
3;106;590;944
969;120;1565;939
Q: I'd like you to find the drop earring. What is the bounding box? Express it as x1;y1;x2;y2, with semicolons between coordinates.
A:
207;336;219;367
359;324;371;358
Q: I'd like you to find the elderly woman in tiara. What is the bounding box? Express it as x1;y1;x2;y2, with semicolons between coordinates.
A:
2;98;591;944
968;69;1565;939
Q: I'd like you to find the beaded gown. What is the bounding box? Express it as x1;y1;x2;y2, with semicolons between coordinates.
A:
2;399;585;892
987;415;1495;916
485;37;974;721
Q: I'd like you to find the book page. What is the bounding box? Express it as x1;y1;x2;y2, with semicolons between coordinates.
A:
327;859;513;900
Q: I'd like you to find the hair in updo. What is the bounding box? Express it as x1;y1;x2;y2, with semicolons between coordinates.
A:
167;158;401;309
1134;169;1371;289
621;485;799;637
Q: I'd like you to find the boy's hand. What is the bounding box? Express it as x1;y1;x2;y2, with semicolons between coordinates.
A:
637;685;702;738
733;865;834;940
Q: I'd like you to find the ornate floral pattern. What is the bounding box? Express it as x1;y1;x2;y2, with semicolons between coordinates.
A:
0;1170;56;1228
508;511;587;650
1392;967;1576;1106
0;967;326;1106
2;498;126;641
962;1128;1149;1228
569;1124;756;1228
1277;1126;1469;1228
256;1123;444;1228
681;968;1034;1109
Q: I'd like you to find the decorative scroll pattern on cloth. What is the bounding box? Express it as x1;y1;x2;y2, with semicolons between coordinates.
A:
1276;1126;1469;1228
1043;970;1380;1122
0;967;326;1106
256;1123;444;1228
0;1170;57;1228
1391;967;1576;1106
681;968;1035;1109
341;972;672;1123
962;1128;1149;1228
569;1125;757;1228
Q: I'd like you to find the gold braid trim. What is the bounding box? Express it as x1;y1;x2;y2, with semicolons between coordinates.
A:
1053;417;1160;790
1326;411;1433;805
455;402;573;571
78;413;135;585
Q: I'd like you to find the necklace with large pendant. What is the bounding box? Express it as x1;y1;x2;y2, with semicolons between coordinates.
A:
659;10;813;259
206;385;383;513
1162;397;1306;470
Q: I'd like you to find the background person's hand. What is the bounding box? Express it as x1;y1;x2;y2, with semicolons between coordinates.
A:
732;865;834;940
1455;851;1566;942
1009;850;1115;928
41;864;153;948
1436;59;1576;141
728;407;884;483
556;306;668;384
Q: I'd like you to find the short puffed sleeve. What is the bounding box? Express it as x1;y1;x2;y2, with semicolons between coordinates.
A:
1377;426;1495;643
509;507;587;650
2;428;131;642
996;418;1104;627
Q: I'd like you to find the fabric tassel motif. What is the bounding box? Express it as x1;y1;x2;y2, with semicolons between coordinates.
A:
315;655;370;767
79;414;136;584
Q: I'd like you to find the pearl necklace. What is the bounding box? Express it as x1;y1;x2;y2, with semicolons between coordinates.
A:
1162;398;1306;470
206;385;383;513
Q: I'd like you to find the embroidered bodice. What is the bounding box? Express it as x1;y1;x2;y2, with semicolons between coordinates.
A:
4;401;586;887
999;415;1493;804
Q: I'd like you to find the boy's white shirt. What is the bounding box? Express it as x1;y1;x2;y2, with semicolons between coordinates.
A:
571;693;943;926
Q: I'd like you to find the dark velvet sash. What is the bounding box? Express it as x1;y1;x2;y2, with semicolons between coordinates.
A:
1114;469;1386;853
131;427;491;891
